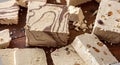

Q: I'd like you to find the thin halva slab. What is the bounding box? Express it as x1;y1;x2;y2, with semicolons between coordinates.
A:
0;29;11;48
25;1;69;47
51;45;86;65
14;48;47;65
0;0;19;25
72;33;118;65
92;0;120;43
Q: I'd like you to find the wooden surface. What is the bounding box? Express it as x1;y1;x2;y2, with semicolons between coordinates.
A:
0;1;120;65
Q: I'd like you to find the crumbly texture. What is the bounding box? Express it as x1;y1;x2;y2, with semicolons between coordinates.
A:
72;33;118;65
0;49;15;65
51;45;86;65
14;48;47;65
92;0;120;43
0;29;11;48
68;6;88;31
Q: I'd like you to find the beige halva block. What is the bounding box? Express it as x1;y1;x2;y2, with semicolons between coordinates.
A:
0;0;19;25
72;33;118;65
16;0;47;7
51;45;87;65
25;1;69;47
14;48;47;65
0;29;11;48
93;0;120;43
0;49;15;65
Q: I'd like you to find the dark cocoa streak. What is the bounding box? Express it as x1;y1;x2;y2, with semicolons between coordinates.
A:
27;4;68;46
63;13;69;32
28;6;43;23
30;11;56;31
51;14;66;44
55;13;69;44
55;33;66;46
57;33;66;43
59;6;68;22
46;32;66;46
28;30;46;41
44;32;59;46
53;33;62;46
51;13;59;32
28;3;47;23
43;11;56;31
28;10;35;23
57;6;68;32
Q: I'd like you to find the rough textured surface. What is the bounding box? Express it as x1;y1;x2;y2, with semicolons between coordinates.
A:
72;33;118;65
93;0;120;44
68;6;84;22
0;29;11;48
0;0;19;25
51;45;86;65
25;1;69;47
0;49;15;65
14;48;47;65
1;1;120;65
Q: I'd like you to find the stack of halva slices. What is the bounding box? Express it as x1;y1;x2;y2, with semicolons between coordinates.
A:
0;0;120;65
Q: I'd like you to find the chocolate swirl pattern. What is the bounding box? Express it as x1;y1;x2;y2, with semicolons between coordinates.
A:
0;0;19;25
25;1;69;47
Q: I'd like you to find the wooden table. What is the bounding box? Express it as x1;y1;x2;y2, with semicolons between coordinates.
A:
0;1;120;65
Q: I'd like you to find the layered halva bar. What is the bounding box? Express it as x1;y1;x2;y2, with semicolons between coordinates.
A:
0;29;11;48
14;48;47;65
0;49;15;65
25;1;69;47
93;0;120;43
51;45;86;65
16;0;47;7
72;33;118;65
0;0;19;25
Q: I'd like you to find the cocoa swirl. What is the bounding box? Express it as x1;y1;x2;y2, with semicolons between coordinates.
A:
30;11;56;31
27;2;46;23
27;3;69;46
28;31;67;46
